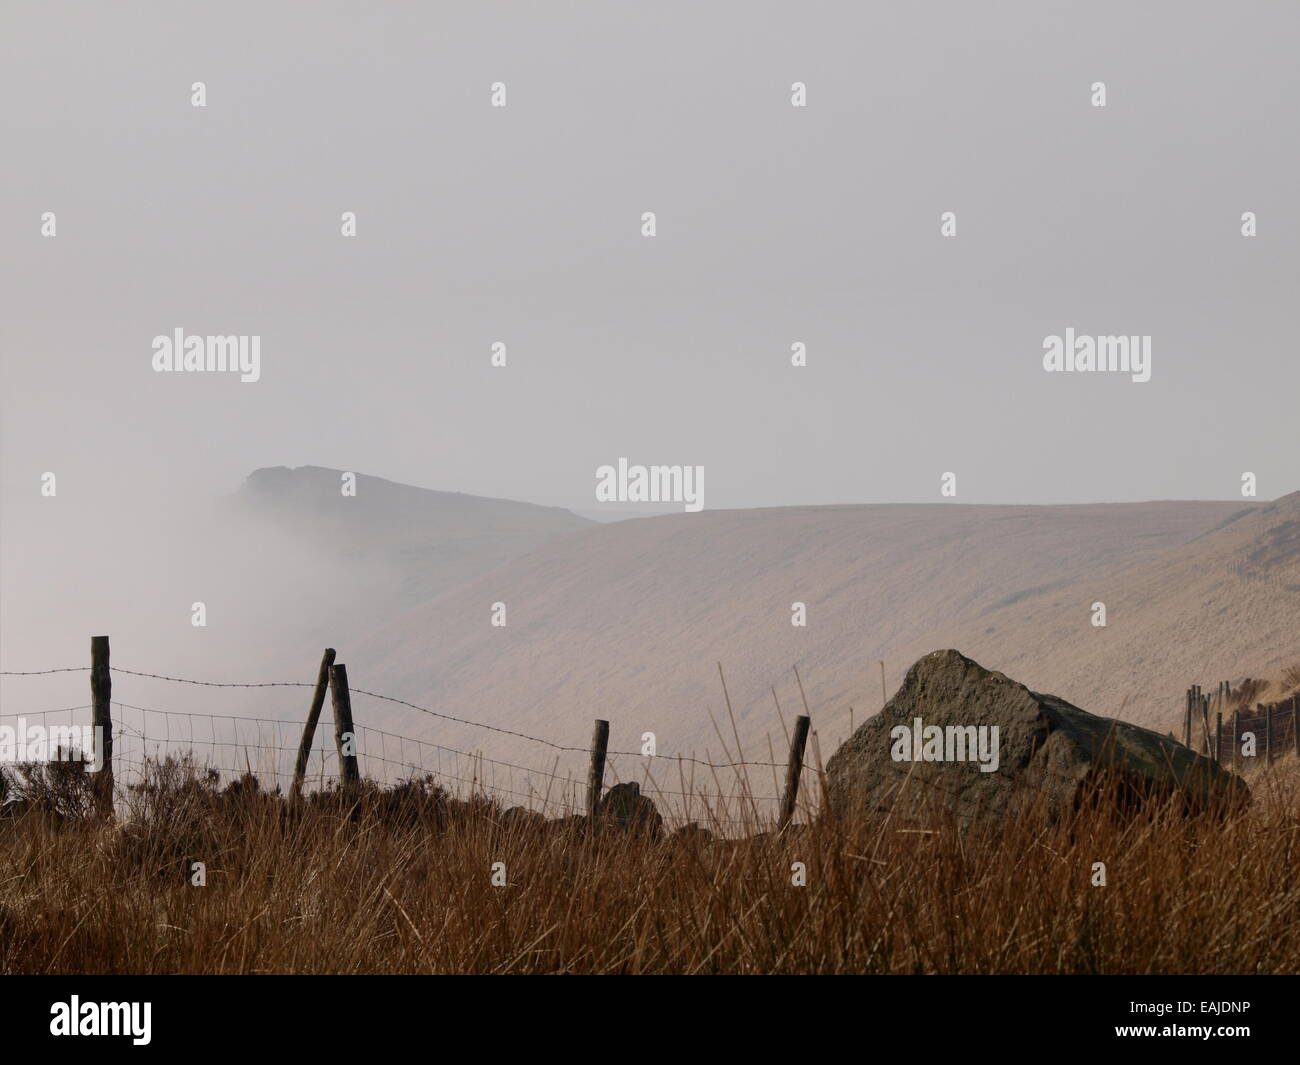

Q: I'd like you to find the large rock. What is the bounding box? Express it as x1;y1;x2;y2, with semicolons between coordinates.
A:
825;650;1247;826
595;782;663;836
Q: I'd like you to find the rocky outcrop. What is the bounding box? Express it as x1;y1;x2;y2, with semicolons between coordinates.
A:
825;650;1247;827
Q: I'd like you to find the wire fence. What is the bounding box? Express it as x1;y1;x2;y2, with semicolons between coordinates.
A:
0;653;824;833
1184;681;1300;768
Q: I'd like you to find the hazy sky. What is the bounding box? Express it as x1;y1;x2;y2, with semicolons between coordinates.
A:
2;0;1297;519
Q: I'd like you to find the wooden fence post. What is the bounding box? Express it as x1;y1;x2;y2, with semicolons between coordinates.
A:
329;663;360;786
778;714;811;830
1201;694;1212;757
1293;695;1299;759
290;648;336;801
1214;711;1223;765
810;728;833;821
586;719;609;819
1264;702;1273;767
1184;688;1192;748
1231;710;1238;773
90;635;113;817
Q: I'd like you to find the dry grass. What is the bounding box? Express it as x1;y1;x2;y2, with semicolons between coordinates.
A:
1281;663;1300;697
1230;677;1273;710
1;755;1298;974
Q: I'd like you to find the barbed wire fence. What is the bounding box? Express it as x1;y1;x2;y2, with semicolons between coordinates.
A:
0;638;826;834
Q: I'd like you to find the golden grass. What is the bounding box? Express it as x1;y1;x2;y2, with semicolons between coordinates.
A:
1;755;1297;974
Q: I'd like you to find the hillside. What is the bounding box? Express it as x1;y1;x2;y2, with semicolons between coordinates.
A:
231;465;593;610
207;466;594;661
955;493;1300;732
339;495;1297;780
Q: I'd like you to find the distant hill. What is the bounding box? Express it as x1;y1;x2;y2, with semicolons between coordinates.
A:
335;493;1297;781
229;465;592;615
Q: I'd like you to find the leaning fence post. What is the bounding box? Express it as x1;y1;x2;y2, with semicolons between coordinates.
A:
586;719;609;819
90;635;113;817
329;663;360;786
778;714;811;830
290;648;336;801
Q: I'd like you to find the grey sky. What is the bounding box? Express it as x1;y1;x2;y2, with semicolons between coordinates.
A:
2;0;1297;520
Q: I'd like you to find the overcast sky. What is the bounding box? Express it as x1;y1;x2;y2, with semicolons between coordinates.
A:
2;0;1297;519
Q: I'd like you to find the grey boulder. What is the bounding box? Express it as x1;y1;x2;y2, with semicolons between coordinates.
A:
825;649;1246;827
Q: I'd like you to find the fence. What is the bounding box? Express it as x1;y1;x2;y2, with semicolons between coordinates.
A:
0;637;826;834
1183;681;1300;770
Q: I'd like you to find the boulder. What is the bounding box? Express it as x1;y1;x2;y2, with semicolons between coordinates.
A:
825;649;1247;827
595;781;663;835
